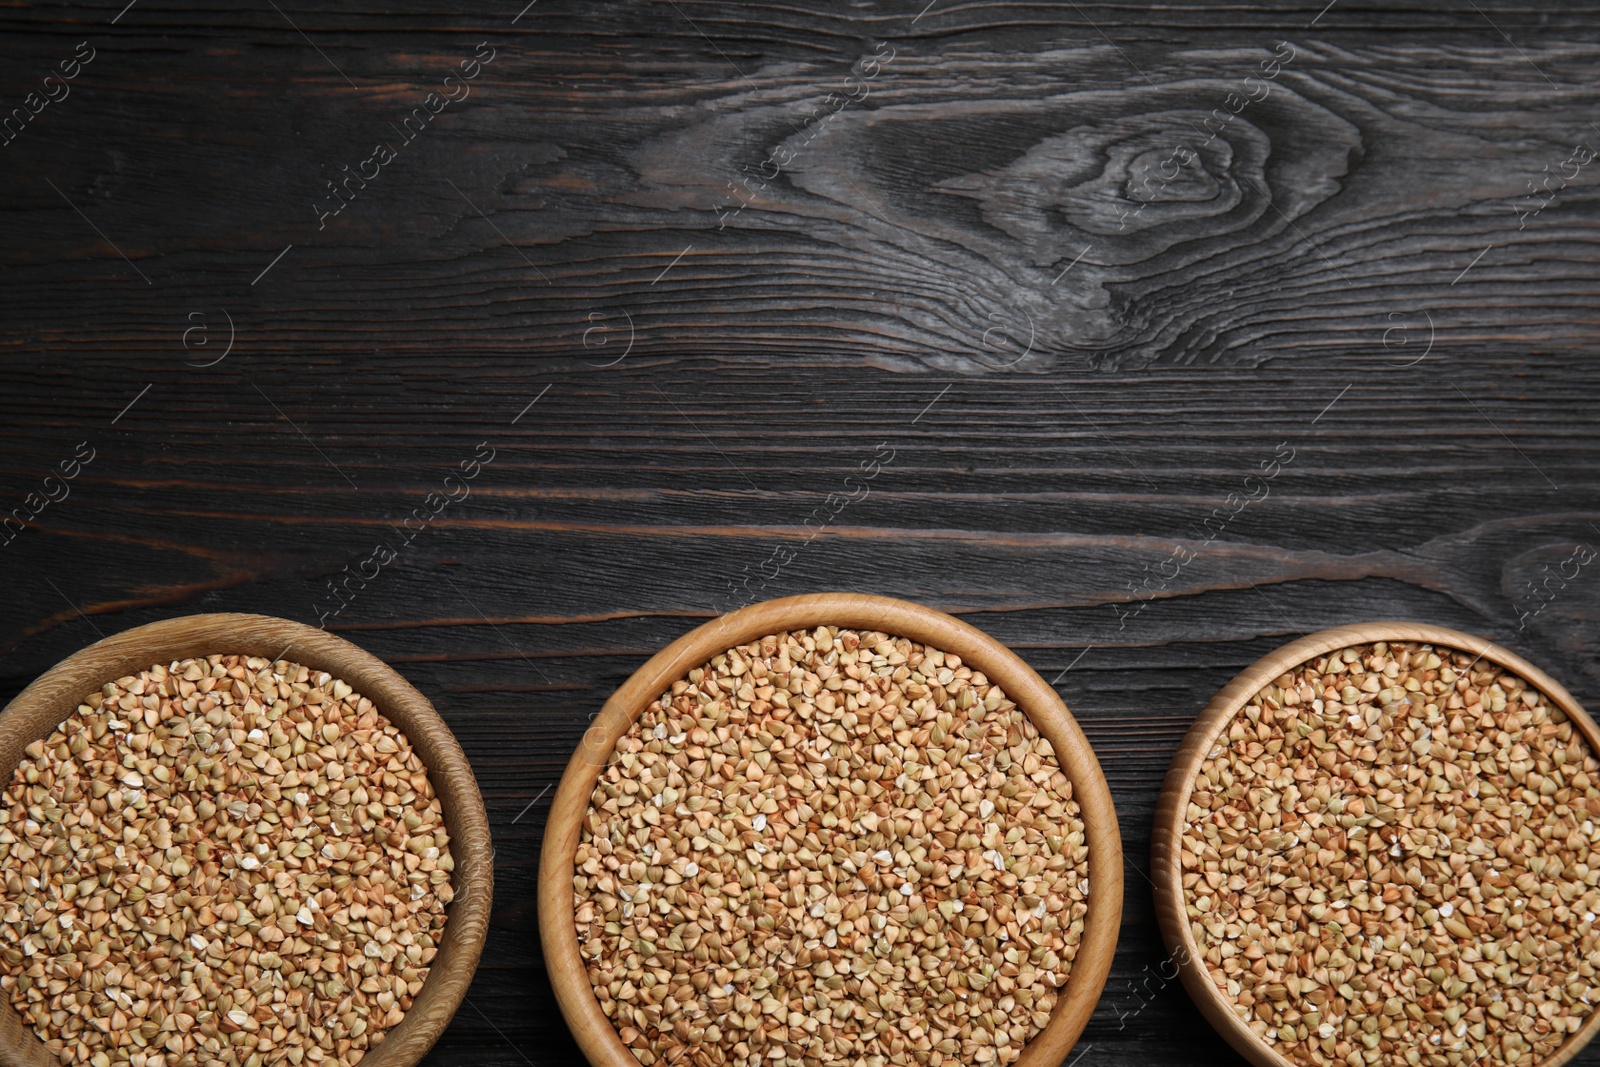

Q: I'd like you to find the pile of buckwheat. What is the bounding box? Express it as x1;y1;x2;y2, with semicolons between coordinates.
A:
0;655;454;1067
574;626;1090;1067
1180;641;1600;1067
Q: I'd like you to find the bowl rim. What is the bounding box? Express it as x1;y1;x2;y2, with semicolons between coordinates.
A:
538;591;1123;1067
1151;621;1600;1067
0;612;493;1067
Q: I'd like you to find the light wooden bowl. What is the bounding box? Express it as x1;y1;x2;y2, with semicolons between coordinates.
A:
1152;622;1600;1067
539;592;1122;1067
0;614;493;1067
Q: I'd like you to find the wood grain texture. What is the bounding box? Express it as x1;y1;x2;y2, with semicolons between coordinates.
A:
538;592;1122;1067
0;615;493;1067
1;0;1599;1062
1151;623;1600;1067
0;4;1598;370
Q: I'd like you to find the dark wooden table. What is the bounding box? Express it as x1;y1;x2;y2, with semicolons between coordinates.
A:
3;1;1599;1063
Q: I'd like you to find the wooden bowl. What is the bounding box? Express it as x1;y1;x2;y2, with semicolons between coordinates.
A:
539;592;1122;1067
1152;622;1600;1067
0;613;493;1067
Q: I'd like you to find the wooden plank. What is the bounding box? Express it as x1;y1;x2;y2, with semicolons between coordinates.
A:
2;1;1599;1063
1;10;1598;370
